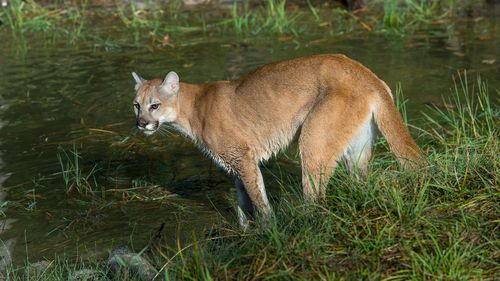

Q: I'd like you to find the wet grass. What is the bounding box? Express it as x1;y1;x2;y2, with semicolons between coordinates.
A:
2;73;498;279
57;145;100;194
0;0;86;37
226;0;300;35
382;0;453;33
0;200;8;217
2;259;108;281
0;0;484;48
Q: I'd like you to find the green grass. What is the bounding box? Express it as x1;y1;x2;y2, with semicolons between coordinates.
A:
57;145;100;194
0;0;84;34
306;0;321;22
3;74;498;280
0;0;89;49
2;0;57;40
382;0;452;33
263;0;294;34
227;0;299;35
1;259;108;281
0;200;8;217
152;74;498;280
0;0;468;49
230;1;252;34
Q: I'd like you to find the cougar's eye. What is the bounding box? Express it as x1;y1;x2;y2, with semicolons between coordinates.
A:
134;103;140;110
150;103;160;110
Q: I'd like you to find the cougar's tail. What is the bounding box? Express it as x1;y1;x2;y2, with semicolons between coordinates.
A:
374;88;423;169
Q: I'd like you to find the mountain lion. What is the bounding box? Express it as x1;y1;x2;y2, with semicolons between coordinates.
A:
131;54;422;227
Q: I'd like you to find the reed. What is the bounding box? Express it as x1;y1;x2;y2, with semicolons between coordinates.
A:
57;145;100;194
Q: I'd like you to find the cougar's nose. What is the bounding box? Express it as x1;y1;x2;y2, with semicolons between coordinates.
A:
136;118;148;128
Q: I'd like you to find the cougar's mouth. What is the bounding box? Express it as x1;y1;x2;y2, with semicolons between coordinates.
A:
137;120;160;135
142;129;157;135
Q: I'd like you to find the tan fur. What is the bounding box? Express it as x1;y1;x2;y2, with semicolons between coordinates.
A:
132;54;423;226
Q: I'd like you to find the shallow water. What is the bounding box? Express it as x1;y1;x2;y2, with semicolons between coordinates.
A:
0;14;498;264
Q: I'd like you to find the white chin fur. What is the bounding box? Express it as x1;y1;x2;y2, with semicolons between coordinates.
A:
143;130;156;136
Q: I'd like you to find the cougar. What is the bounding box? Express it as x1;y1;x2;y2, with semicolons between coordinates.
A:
131;54;422;228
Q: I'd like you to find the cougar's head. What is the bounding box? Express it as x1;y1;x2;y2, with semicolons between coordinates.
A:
131;71;180;135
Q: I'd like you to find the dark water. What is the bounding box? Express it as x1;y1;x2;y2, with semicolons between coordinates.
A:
0;16;498;264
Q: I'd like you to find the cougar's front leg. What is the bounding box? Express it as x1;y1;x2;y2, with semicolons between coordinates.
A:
235;162;272;224
235;177;254;230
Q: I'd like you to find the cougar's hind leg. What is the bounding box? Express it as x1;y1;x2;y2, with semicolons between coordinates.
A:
299;92;372;201
342;118;376;178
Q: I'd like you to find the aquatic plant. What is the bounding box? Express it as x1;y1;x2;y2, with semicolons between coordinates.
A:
230;0;252;34
383;0;402;29
382;0;450;33
225;0;301;35
0;0;89;45
0;200;8;217
0;0;471;48
263;0;293;33
306;0;321;22
66;0;88;44
57;145;100;194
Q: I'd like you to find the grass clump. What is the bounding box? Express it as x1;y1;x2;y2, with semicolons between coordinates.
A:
57;144;100;194
1;259;108;281
216;0;300;35
263;0;294;34
1;0;57;34
0;0;86;36
116;1;164;32
382;0;452;33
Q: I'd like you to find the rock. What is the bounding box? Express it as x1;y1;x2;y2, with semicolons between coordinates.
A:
183;0;210;5
27;261;52;278
0;238;16;275
110;245;131;256
107;247;158;281
68;269;106;281
0;219;17;235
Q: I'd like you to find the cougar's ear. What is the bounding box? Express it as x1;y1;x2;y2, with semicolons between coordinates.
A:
132;72;145;91
160;71;180;98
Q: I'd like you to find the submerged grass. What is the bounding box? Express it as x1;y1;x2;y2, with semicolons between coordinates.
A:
3;72;498;279
57;145;100;194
